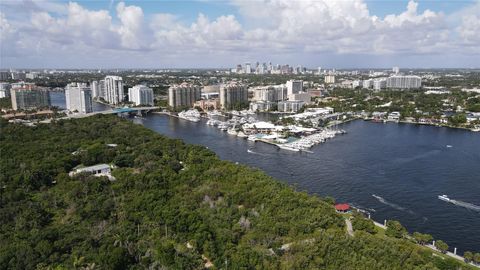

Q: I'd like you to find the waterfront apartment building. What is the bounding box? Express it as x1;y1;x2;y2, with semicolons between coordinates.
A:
11;87;51;110
220;83;248;109
65;83;93;114
325;75;336;84
278;100;305;112
128;85;154;106
104;76;124;104
252;85;288;102
286;80;303;96
168;83;201;108
386;76;422;89
0;83;11;98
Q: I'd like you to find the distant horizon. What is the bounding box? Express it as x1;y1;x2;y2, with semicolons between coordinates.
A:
1;0;479;68
2;66;480;71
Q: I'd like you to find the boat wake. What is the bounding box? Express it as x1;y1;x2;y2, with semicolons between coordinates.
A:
247;149;268;156
393;149;441;165
452;200;480;212
440;195;480;212
372;194;415;215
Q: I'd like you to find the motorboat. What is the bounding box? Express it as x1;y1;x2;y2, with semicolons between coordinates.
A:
438;195;450;202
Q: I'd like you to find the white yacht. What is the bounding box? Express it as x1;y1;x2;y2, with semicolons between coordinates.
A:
227;128;238;135
438;195;450;202
178;109;201;122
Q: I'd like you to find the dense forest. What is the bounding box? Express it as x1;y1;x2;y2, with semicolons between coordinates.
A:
0;115;475;269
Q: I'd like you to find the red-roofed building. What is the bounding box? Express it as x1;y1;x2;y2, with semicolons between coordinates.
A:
335;203;350;213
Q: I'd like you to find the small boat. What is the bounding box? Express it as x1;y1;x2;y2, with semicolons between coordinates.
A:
446;145;452;148
237;131;248;138
278;145;300;152
227;128;238;135
438;195;450;202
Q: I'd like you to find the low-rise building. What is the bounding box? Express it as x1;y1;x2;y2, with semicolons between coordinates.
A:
194;99;220;111
69;164;116;180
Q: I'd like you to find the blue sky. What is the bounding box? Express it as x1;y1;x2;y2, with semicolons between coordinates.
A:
1;0;479;68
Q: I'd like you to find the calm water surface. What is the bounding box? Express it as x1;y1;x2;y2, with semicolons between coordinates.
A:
132;114;480;253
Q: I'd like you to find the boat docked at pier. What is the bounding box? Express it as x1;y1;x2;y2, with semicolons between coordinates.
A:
178;109;201;122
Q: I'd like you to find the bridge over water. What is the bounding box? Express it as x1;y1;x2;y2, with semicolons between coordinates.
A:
68;106;160;119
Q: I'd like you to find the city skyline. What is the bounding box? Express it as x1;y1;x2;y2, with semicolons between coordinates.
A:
1;0;479;69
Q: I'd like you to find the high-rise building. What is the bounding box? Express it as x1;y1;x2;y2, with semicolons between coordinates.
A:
128;85;154;106
278;100;305;112
324;75;336;84
220;83;248;109
26;72;40;80
362;79;373;89
352;80;361;88
373;79;387;91
386;76;422;89
288;92;311;103
253;85;287;102
245;63;252;74
90;81;100;98
393;67;400;74
65;83;93;114
0;83;11;98
104;76;124;104
286;80;303;96
0;72;10;80
168;83;201;108
11;72;26;80
11;87;51;111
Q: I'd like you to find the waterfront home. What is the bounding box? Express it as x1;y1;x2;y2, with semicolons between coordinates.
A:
467;112;480;123
335;203;351;213
387;112;401;122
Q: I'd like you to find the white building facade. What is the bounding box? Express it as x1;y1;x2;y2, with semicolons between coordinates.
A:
286;80;303;96
386;76;422;89
104;76;124;104
278;101;305;112
128;85;154;106
0;83;11;98
65;83;93;114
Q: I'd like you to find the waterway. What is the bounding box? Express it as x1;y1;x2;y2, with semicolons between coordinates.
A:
131;114;480;253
